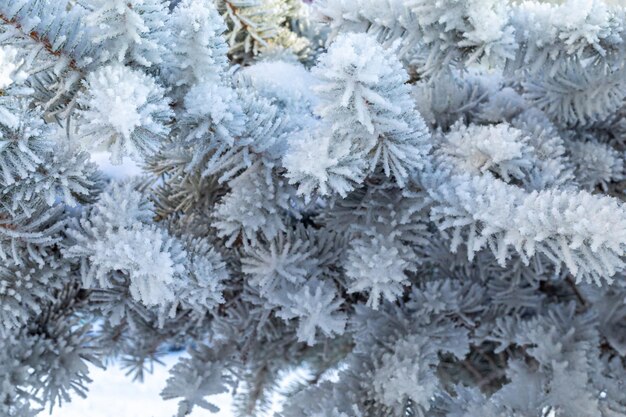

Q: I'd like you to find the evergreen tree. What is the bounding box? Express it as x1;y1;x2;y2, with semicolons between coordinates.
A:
2;0;626;416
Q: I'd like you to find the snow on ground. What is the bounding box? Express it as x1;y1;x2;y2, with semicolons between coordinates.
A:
48;354;234;417
240;60;318;107
90;152;144;179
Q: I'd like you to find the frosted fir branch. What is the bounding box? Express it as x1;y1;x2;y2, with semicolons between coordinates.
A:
345;231;416;309
426;167;626;284
285;32;430;198
0;6;82;72
314;0;421;55
438;122;535;182
0;204;66;265
161;345;235;417
3;0;626;415
277;279;346;345
164;0;230;88
522;61;626;128
315;0;516;75
74;64;172;164
241;225;320;299
0;0;94;115
214;163;297;246
508;0;626;75
568;139;625;191
64;182;179;307
83;0;169;67
0;259;61;336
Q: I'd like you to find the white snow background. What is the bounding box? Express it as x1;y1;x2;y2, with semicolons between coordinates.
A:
48;353;234;417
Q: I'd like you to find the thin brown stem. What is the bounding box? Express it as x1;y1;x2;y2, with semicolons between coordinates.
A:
0;13;81;72
566;276;588;308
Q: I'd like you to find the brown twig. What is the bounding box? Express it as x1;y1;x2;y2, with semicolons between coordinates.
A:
0;13;81;72
566;276;588;308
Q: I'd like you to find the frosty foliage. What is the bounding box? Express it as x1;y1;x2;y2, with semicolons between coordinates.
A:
284;32;430;197
84;0;168;67
344;231;416;309
568;138;625;191
277;278;346;345
164;0;229;88
161;344;234;416
65;181;227;320
75;64;172;164
439;122;535;182
3;0;626;417
64;181;187;307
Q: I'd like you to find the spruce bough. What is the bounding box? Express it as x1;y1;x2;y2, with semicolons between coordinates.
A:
2;0;626;416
